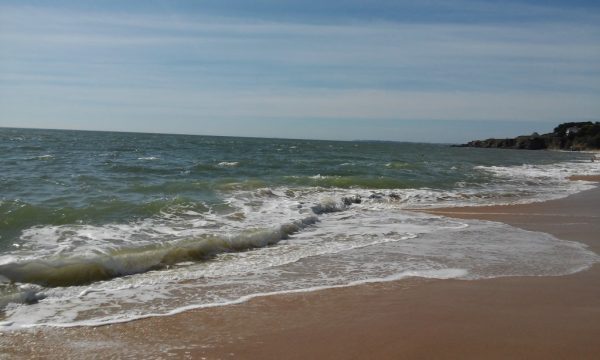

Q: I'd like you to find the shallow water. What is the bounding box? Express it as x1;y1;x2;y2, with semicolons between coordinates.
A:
0;127;598;329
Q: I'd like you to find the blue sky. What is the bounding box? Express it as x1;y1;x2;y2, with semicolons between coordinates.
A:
1;0;599;142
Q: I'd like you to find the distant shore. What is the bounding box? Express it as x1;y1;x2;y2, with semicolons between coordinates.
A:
2;179;600;359
456;122;600;151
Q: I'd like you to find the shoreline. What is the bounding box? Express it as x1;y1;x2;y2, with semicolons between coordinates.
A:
2;182;600;358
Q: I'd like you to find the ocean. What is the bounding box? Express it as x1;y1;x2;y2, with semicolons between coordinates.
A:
0;127;598;329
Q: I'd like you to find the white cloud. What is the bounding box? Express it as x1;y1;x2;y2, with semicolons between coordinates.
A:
0;4;599;140
2;84;598;122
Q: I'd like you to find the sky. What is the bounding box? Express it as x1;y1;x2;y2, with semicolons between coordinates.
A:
1;0;599;143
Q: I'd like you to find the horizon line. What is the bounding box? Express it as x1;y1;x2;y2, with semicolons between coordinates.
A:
0;125;456;145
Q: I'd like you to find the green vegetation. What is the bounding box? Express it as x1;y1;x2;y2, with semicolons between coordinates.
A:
459;122;600;150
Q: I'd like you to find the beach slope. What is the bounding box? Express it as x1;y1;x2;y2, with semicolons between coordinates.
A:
2;183;600;359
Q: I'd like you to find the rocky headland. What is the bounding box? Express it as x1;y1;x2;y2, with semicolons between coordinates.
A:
457;122;600;151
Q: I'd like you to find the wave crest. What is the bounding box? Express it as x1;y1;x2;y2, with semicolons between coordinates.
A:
0;216;318;287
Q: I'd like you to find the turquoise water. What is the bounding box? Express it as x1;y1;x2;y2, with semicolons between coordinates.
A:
0;127;598;329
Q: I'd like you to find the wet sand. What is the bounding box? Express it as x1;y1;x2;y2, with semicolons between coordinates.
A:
2;183;600;359
569;174;600;182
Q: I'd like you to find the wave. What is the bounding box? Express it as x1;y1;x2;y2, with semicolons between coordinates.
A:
214;179;268;191
23;154;54;161
13;269;468;329
0;198;210;236
1;186;598;329
106;163;182;175
0;216;318;287
0;283;45;310
285;175;416;189
310;195;362;214
385;161;415;169
0;190;374;288
128;181;213;194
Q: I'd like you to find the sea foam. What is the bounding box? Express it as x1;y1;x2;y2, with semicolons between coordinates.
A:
1;132;599;330
0;191;597;330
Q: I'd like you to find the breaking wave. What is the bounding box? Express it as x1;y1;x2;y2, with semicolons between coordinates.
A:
0;216;318;287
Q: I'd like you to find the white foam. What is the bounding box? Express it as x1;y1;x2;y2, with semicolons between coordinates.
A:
78;288;100;298
1;204;597;331
7;268;468;330
1;157;599;330
35;154;54;160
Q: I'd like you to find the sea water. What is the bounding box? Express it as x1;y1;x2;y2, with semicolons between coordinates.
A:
0;128;598;329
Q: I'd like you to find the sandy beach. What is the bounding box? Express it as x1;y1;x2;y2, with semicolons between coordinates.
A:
3;0;600;357
2;178;599;359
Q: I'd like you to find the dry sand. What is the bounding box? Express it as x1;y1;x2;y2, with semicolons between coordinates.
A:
2;183;599;359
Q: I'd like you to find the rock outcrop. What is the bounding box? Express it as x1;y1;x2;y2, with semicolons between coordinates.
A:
456;122;600;151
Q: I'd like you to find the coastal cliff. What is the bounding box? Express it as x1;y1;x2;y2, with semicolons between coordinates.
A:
457;122;600;150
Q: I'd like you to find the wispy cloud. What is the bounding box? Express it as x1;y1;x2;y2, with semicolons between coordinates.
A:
0;2;599;141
